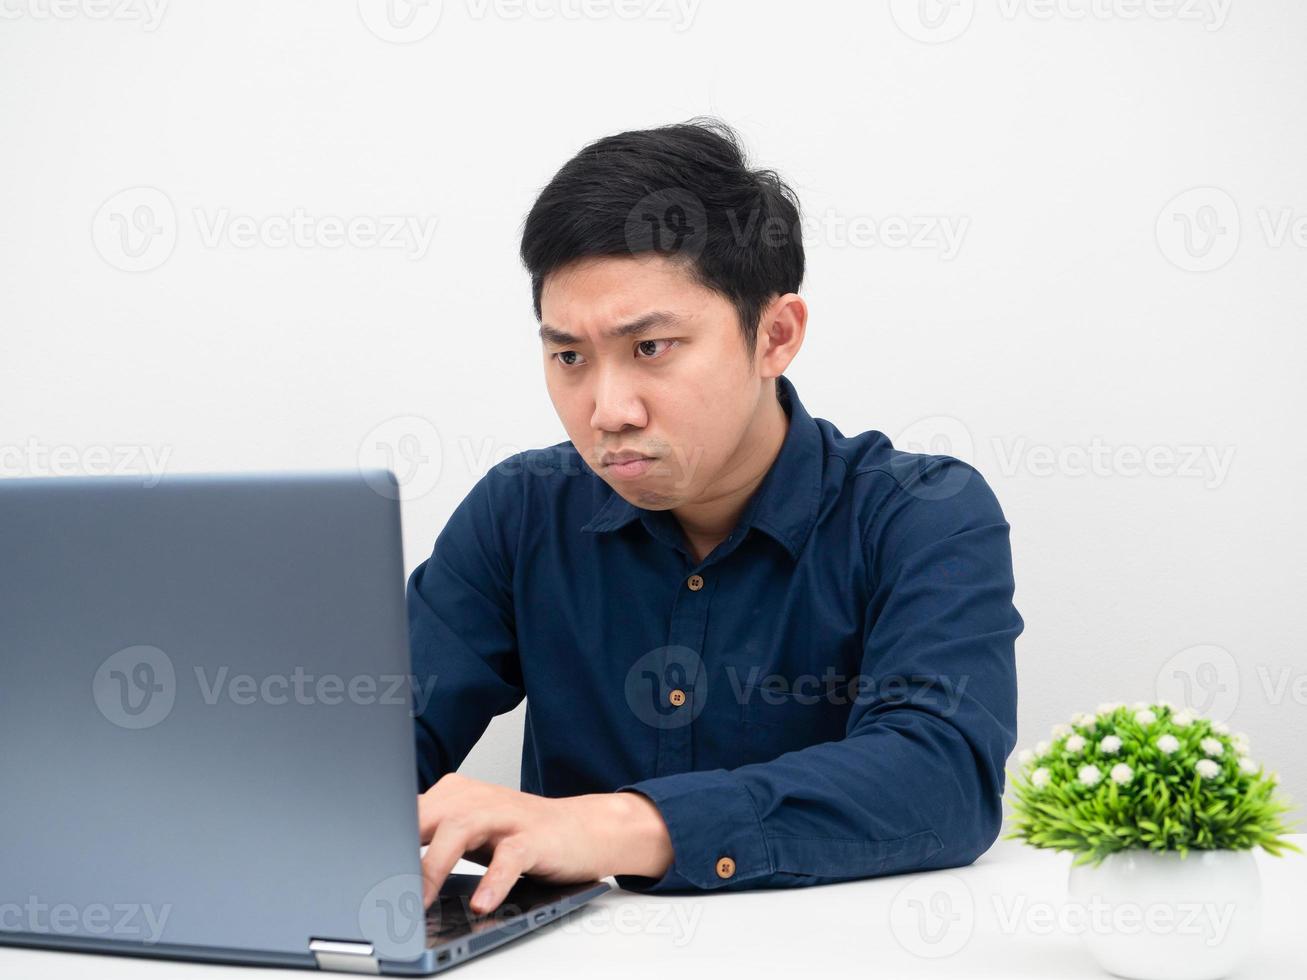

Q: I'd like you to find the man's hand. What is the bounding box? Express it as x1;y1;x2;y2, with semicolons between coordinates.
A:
417;773;674;913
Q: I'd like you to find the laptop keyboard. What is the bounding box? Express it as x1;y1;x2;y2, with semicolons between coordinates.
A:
424;876;593;948
425;895;507;942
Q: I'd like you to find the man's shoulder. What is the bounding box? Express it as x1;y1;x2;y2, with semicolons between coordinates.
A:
466;440;602;517
480;440;596;486
437;440;602;568
812;416;1005;536
815;417;979;493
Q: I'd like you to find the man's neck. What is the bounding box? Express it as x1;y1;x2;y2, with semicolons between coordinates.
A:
672;380;790;564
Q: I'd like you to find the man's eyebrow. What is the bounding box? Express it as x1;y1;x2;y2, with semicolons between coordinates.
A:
538;310;684;347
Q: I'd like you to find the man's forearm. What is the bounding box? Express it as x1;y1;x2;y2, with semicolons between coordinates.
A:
572;790;674;880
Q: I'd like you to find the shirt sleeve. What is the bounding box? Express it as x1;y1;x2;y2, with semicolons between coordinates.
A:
409;464;526;794
613;456;1023;892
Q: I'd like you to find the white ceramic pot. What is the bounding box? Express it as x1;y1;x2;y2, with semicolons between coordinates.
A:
1066;849;1261;980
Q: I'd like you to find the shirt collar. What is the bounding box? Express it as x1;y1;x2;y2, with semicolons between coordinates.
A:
579;374;823;561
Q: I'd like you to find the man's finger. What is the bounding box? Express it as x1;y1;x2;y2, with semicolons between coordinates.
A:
469;836;531;915
417;776;465;842
420;819;483;908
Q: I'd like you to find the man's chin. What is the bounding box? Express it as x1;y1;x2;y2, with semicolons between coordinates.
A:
615;483;679;509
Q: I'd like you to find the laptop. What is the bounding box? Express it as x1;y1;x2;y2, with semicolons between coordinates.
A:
0;470;609;974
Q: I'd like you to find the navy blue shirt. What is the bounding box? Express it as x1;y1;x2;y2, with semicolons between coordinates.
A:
408;374;1022;893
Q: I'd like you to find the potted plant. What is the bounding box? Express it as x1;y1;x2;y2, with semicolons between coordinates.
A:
1005;701;1299;980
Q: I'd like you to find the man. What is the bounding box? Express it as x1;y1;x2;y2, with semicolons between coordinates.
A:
408;118;1022;915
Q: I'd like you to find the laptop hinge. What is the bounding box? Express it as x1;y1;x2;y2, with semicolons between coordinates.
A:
309;939;381;974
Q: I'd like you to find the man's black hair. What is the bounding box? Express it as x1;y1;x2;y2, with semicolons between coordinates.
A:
519;117;804;361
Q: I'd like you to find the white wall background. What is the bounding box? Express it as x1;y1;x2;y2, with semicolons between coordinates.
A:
3;1;1304;819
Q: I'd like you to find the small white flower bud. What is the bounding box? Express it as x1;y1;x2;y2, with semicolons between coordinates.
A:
1100;735;1122;755
1110;763;1133;785
1195;759;1221;779
1078;765;1102;786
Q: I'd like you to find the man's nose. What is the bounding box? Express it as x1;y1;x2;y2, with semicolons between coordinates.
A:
590;369;647;433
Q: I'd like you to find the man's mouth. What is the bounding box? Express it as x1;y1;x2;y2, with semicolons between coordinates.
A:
601;452;657;479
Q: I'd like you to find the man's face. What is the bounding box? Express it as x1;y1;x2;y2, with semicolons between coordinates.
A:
539;253;765;509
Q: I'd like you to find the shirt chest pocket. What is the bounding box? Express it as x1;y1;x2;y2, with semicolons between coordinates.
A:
735;682;852;761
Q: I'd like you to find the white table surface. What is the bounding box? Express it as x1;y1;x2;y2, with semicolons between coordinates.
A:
3;838;1304;979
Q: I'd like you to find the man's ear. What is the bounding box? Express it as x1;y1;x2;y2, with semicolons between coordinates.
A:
756;292;807;379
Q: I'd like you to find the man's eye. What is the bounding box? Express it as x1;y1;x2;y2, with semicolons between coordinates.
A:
554;351;585;367
636;339;676;359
